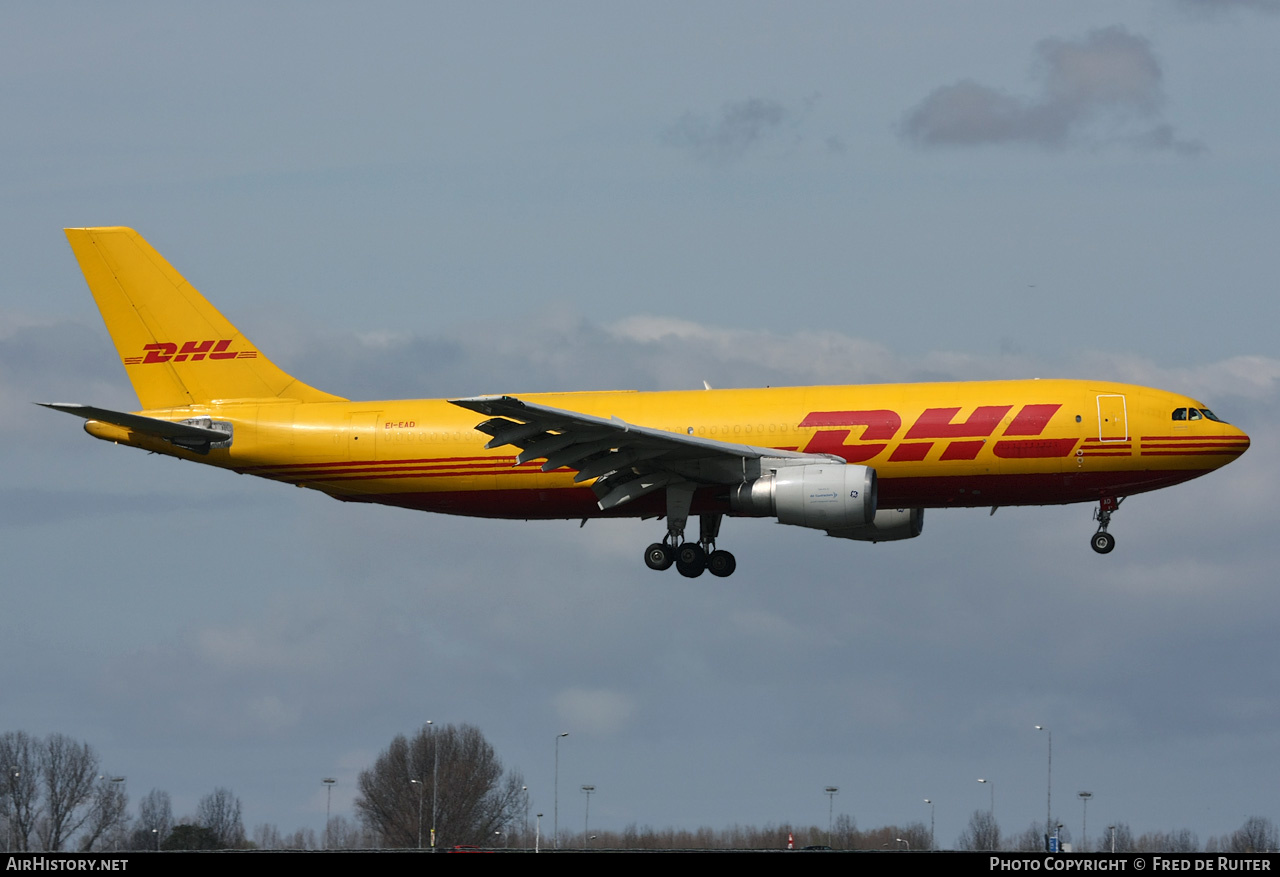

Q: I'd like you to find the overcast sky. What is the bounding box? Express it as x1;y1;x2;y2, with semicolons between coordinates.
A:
3;1;1279;850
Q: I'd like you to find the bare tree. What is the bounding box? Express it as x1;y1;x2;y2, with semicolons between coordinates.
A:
1011;820;1074;852
129;789;173;850
1231;816;1278;853
1096;822;1135;853
1012;823;1043;852
326;814;369;849
831;813;857;849
355;723;524;848
283;827;318;849
251;822;282;850
0;732;40;851
36;734;100;851
897;821;932;851
78;777;129;851
1136;828;1199;852
956;809;1002;851
196;787;244;848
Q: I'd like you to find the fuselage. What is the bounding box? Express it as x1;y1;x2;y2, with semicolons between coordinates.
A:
86;378;1249;520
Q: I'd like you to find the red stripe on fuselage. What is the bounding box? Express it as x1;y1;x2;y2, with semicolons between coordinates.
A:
242;455;512;472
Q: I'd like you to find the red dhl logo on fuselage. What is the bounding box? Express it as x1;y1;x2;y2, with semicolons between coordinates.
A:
124;340;258;365
801;403;1079;462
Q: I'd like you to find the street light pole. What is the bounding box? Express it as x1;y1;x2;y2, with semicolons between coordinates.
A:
410;778;424;849
322;778;336;850
554;733;568;849
978;778;994;817
581;785;595;847
924;799;935;851
99;776;125;853
1078;792;1092;852
825;787;839;847
427;721;438;852
1035;725;1052;842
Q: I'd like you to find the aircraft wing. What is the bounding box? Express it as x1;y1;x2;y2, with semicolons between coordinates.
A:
38;403;231;448
450;394;837;510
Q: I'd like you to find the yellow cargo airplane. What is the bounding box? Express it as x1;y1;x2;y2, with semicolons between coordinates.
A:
44;228;1250;577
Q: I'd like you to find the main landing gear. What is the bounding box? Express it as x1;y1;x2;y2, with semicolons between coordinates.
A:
1090;496;1124;554
643;531;737;578
643;484;736;578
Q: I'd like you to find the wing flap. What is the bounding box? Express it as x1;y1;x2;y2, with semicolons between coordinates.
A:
595;471;672;510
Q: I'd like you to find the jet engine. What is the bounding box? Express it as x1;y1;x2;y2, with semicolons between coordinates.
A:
730;464;877;530
826;507;925;542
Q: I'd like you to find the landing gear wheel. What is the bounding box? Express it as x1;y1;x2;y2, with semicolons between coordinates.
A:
1091;531;1116;554
676;559;705;578
707;550;737;578
676;542;706;578
676;542;705;568
644;542;674;571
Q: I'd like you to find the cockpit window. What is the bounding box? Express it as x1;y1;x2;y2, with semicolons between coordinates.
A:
1173;406;1230;424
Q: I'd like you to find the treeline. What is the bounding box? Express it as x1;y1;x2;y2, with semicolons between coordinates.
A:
546;816;931;851
954;809;1280;853
6;728;1279;851
0;730;246;851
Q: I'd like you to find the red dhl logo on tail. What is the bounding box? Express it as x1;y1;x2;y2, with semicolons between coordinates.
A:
801;404;1078;462
124;340;258;365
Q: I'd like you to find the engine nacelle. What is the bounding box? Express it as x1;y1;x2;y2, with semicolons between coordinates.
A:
826;507;925;543
730;464;877;531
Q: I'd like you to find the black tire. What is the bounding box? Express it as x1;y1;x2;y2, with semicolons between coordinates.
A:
676;542;706;568
644;543;674;571
707;550;737;578
1091;531;1116;554
676;558;706;578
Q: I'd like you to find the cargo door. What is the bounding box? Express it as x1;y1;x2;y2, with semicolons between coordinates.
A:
1096;395;1128;442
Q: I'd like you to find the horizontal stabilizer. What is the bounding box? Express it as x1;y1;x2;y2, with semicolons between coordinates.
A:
38;403;231;447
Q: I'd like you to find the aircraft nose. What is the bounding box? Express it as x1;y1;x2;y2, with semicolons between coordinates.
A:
1226;423;1250;459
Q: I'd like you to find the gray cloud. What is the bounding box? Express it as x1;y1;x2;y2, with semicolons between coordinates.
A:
282;312;1280;406
1178;0;1280;13
901;26;1204;153
663;98;790;165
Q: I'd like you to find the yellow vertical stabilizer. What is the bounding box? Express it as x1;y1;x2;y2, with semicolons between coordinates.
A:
64;227;345;409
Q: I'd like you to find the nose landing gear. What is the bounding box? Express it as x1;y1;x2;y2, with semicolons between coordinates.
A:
1091;496;1123;554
